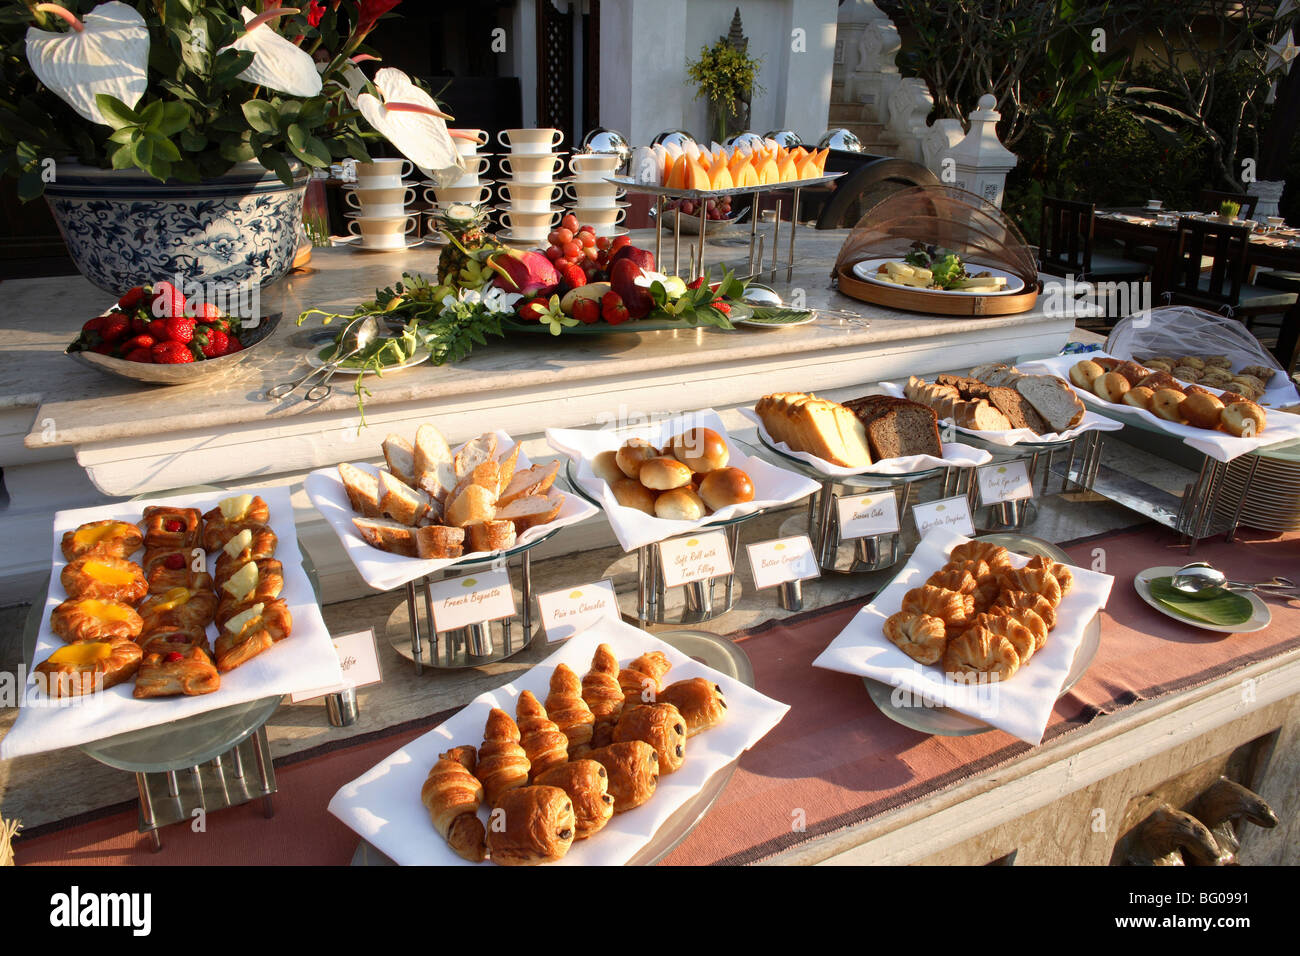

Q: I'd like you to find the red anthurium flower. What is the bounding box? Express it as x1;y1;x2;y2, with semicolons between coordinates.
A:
355;0;402;38
307;1;325;26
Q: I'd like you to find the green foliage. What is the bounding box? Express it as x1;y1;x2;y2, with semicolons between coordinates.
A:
686;39;764;124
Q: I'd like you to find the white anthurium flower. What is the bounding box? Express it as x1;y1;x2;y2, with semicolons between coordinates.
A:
331;57;378;108
25;2;149;126
222;6;322;98
357;67;465;185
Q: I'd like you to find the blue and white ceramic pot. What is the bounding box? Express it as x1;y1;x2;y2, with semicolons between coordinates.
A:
44;161;309;294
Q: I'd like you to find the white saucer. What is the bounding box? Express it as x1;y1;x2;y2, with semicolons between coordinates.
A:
344;211;419;220
492;230;550;246
1133;565;1272;634
493;204;566;215
334;236;426;252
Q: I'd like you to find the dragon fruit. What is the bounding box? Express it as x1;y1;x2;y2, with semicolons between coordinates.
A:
487;248;559;298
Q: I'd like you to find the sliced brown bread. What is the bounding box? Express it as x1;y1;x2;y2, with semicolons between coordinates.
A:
352;517;417;557
847;398;942;459
338;462;383;518
1015;375;1085;433
935;374;992;400
953;399;1013;431
467;519;517;553
414;524;464;560
986;386;1050;434
496;493;565;532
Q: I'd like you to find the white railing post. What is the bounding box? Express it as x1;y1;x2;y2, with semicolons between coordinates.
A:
948;94;1018;207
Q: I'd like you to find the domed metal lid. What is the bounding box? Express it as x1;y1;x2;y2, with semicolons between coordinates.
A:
817;128;863;152
763;129;803;148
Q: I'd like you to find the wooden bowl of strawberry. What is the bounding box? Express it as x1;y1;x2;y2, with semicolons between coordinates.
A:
66;282;279;385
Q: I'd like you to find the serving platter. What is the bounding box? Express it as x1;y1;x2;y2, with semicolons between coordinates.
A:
850;258;1026;296
500;302;752;335
836;263;1039;317
1133;565;1271;634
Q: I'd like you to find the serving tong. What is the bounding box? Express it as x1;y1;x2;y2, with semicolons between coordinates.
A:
267;314;378;402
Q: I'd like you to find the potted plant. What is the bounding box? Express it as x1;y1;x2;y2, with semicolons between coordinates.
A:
686;35;764;144
0;0;466;293
1218;200;1241;223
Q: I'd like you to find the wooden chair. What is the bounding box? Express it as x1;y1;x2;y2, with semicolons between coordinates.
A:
1038;196;1148;282
1199;190;1258;221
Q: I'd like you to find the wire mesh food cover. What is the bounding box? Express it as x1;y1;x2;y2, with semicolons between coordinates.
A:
831;185;1038;286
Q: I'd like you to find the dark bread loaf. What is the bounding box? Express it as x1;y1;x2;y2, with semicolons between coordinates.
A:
845;396;942;459
987;386;1050;434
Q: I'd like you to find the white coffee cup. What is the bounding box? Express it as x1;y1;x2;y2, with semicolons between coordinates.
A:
1146;199;1162;210
1266;216;1285;228
569;153;621;181
500;209;562;239
564;180;624;205
499;128;563;154
498;182;563;211
430;184;492;205
348;214;418;249
345;186;416;219
355;158;413;188
500;154;563;183
568;205;626;232
448;156;490;182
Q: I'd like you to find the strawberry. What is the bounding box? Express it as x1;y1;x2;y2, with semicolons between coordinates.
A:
123;333;155;351
123;347;153;363
151;341;194;364
117;286;148;311
224;336;244;353
571;298;601;324
151;281;186;319
687;277;705;290
518;297;549;322
198;329;230;358
164;651;185;663
191;301;222;322
558;263;587;292
131;314;151;336
82;316;109;335
163;552;186;570
712;300;731;315
601;291;629;324
164;316;196;344
91;343;116;355
147;318;169;340
101;315;130;342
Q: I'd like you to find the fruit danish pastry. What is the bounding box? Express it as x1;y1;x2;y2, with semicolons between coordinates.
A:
581;643;625;748
612;702;687;774
421;746;486;863
534;760;615;841
545;663;595;757
133;645;221;698
214;560;284;627
141;506;202;551
213;600;291;672
142;549;212;594
50;598;143;644
60;520;143;562
486;786;576;866
60;556;148;604
214;526;279;584
618;651;672;710
201;494;271;552
34;638;142;699
515;691;570;783
475;708;531;807
587;741;659;813
657;677;728;737
139;587;218;633
137;627;209;655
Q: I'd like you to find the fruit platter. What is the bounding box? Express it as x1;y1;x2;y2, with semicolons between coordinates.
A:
623;138;838;194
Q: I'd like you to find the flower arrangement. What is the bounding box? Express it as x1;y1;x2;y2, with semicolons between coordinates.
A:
686;37;763;142
0;0;466;199
1218;200;1241;220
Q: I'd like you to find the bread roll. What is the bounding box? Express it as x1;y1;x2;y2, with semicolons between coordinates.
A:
610;478;657;515
1221;401;1266;437
1114;361;1150;386
1181;391;1225;429
639;456;693;490
1122;386;1155;411
615;439;658;480
654;487;706;520
1069;360;1105;391
668;427;729;473
1093;371;1131;403
1175;355;1206;370
1151;388;1187;423
592;450;624;486
697;467;754;511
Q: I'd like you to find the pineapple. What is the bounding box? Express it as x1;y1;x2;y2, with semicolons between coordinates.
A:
435;203;493;286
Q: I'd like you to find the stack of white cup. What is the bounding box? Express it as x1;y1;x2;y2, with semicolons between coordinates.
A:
495;128;566;245
424;129;493;239
563;152;627;238
344;159;420;251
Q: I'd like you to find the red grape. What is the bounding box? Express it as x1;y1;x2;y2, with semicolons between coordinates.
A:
584;246;599;261
579;232;596;248
554;227;574;245
595;235;611;250
547;229;563;246
561;213;579;232
544;245;564;262
562;240;582;259
681;200;695;215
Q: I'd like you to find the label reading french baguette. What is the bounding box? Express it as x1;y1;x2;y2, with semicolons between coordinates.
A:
746;536;820;590
912;496;975;537
976;461;1034;505
427;570;516;632
537;579;620;643
836;492;901;539
659;531;733;588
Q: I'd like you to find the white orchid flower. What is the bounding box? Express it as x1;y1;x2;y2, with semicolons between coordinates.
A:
222;6;322;98
357;67;466;185
25;2;149;126
482;288;523;313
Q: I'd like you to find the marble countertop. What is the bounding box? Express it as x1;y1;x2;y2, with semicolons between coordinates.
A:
1;229;1066;450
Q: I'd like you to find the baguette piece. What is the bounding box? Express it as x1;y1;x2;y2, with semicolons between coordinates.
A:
338;462;383;518
467;519;517;553
454;433;498;479
448;460;500;506
413;424;456;502
496;494;565;532
496;444;521;496
352;517;417;556
378;470;433;527
414;524;464;560
382;435;416;486
499;461;560;506
1015;374;1085;433
445;484;497;527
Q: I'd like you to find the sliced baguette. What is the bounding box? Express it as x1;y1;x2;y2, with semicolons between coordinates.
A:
496;444;521;496
454;432;498;479
445;484;497;527
413;424;456;502
496;493;565;532
448;460;501;506
382;435;416;486
378;471;433;527
414;524;464;560
338;462;383;518
352;517;417;557
466;519;517;553
498;460;560;506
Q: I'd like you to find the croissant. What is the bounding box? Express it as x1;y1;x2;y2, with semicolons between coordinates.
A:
582;644;625;748
133;645;221;698
487;785;576;866
618;651;672;709
141;506;202;551
515;691;569;782
942;624;1020;682
535;759;615;840
1024;555;1074;595
926;568;977;595
546;663;595;757
998;566;1063;608
882;610;947;664
613;703;687;774
949;541;1013;573
587;741;659;813
421;745;486;862
60;520;143;562
901;585;974;632
475;708;530;807
989;593;1052;650
657;677;728;736
947;559;1001;610
992;589;1056;631
964;612;1036;666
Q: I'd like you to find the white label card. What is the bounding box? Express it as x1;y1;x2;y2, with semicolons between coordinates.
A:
537;579;621;643
976;461;1034;504
912;496;976;537
427;569;516;632
659;531;733;588
836;492;901;539
746;536;820;590
291;628;383;702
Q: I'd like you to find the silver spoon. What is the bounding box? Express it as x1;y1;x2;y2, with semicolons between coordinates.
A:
739;283;867;323
1169;563;1296;599
267;315;378;402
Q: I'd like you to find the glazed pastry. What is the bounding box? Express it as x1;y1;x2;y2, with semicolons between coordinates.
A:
215;560;285;627
990;589;1057;632
581;644;625;748
942;625;1020;682
657;677;728;737
948;541;1013;573
201;494;271;552
545;663;595;757
142;549;212;594
998;566;1064;607
535;759;615;840
137;626;209;654
139;586;218;633
618;650;672;709
141;506;202;551
486;786;576;866
587;741;659;812
613;702;687;774
964;612;1036;666
133;644;221;698
882;610;948;664
475;708;531;807
60;556;147;604
33;637;141;699
420;746;486;862
901;585;975;632
515;691;570;783
60;520;143;562
49;598;142;644
213;599;291;672
1023;556;1074;595
214;525;279;584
